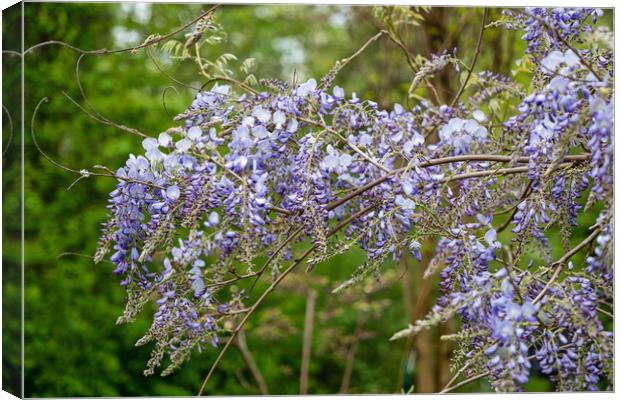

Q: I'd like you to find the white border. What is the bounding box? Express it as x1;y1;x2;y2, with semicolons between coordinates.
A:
0;1;617;400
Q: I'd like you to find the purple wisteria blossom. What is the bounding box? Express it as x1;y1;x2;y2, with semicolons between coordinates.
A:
95;7;613;391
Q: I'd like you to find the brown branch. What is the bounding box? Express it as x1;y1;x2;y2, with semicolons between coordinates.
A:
440;370;489;393
395;266;413;390
440;355;471;393
325;154;589;212
396;244;439;392
413;245;439;392
438;162;579;184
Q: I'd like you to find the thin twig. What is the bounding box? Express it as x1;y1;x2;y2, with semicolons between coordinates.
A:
31;97;165;190
382;28;441;104
441;358;472;393
31;98;82;174
450;8;488;107
61;91;150;138
74;54;151;138
383;29;417;74
147;47;202;91
533;228;602;304
523;11;602;81
440;370;489;393
248;226;305;293
496;179;533;233
298;116;391;173
318;30;386;90
441;344;574;393
57;251;112;264
23;5;222;56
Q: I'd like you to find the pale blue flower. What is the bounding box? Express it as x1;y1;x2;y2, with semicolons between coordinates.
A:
296;78;317;97
166;185;181;200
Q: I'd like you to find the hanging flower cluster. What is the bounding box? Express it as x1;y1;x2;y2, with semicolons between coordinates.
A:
96;7;613;391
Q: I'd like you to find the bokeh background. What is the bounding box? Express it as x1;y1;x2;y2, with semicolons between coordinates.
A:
2;3;613;396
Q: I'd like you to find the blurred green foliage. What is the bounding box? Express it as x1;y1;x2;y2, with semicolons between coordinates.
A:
2;3;612;397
